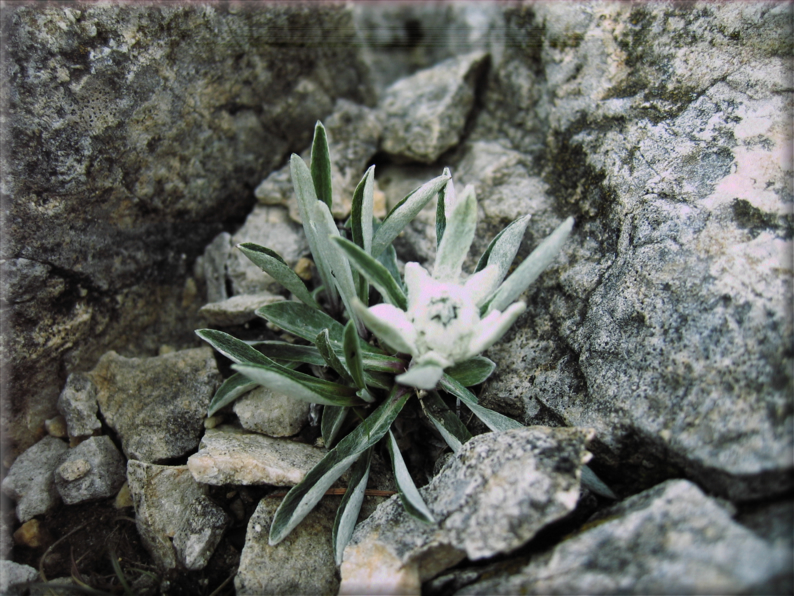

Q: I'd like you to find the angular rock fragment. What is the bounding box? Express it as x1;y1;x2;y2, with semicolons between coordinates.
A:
233;386;310;437
339;426;593;594
1;436;67;522
91;347;220;463
0;560;38;595
54;435;126;505
127;461;207;569
202;232;233;304
198;291;284;326
173;494;231;571
380;51;489;163
56;372;101;438
187;426;325;486
235;498;339;596
459;479;792;595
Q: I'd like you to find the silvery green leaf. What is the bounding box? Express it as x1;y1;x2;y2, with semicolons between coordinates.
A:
257;301;345;344
581;465;617;499
332;237;408;310
309;200;367;337
386;430;435;524
352;300;417;356
343;319;366;390
207;373;257;416
270;385;412;545
246;341;327;367
474;214;531;278
440;374;523;432
237;243;321;309
196;329;277;367
377;243;403;291
310;121;333;210
351;166;375;255
290;153;339;310
484;217;574;314
359;352;408;374
433;184;477;282
321;405;349;449
332;447;371;565
419;391;472;453
233;362;362;408
396;363;444;390
445;356;496;387
435;168;452;247
316;329;354;385
371;173;450;258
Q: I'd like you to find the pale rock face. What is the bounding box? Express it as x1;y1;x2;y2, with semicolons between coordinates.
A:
232;386;310;438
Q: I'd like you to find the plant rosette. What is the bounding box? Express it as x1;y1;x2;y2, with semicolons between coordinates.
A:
196;122;613;564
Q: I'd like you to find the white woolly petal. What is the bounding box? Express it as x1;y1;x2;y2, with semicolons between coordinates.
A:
352;299;418;356
466;302;527;358
404;262;432;314
396;363;445;390
464;264;502;307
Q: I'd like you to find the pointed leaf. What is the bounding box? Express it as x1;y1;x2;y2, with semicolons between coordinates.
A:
371;173;450;258
377;243;403;291
420;391;472;453
257;301;345;343
485;217;574;314
270;386;412;545
445;357;496;387
435;168;452;247
196;329;276;367
332;448;372;565
207;373;257;416
233;362;362;408
343;319;366;390
291;153;339;309
351;166;375;255
386;430;435;524
581;465;617;499
311;121;333;209
474;214;532;279
316;329;354;385
321;405;349;449
396;363;444;390
332;237;408;310
237;243;321;309
440;374;524;432
433;184;477;282
247;341;327;367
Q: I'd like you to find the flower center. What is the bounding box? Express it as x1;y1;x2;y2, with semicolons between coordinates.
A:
428;296;460;328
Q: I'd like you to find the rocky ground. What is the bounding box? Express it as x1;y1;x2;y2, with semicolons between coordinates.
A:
1;2;792;595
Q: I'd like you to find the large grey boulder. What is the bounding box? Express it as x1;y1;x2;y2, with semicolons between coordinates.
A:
475;1;793;501
91;347;220;462
458;479;792;595
1;3;373;452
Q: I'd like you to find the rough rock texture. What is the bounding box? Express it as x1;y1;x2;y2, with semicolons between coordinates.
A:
198;291;284;327
379;51;489;164
339;427;592;594
187;425;326;486
1;3;373;451
235;498;339;596
127;461;208;570
474;2;793;501
459;479;792;595
172;494;231;571
233;385;311;437
1;436;67;522
91;347;220;462
54;435;126;505
0;560;38;595
56;372;101;437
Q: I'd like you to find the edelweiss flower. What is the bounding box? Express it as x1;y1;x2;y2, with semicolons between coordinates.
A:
353;180;572;390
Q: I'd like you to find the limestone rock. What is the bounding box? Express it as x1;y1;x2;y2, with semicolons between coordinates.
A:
0;561;38;595
91;348;220;463
1;436;67;522
172;494;231;571
56;372;101;438
235;498;339;596
199;291;285;327
54;435;126;505
459;480;792;595
380;51;489;163
126;461;207;570
233;385;310;437
202;232;233;304
339;427;592;594
187;426;326;486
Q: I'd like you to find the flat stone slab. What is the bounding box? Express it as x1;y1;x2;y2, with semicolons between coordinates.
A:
187;426;326;486
199;291;285;326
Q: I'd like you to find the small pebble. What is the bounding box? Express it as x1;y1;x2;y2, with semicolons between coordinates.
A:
13;519;51;549
204;415;224;429
57;459;91;482
114;483;134;509
45;416;68;438
294;257;314;281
